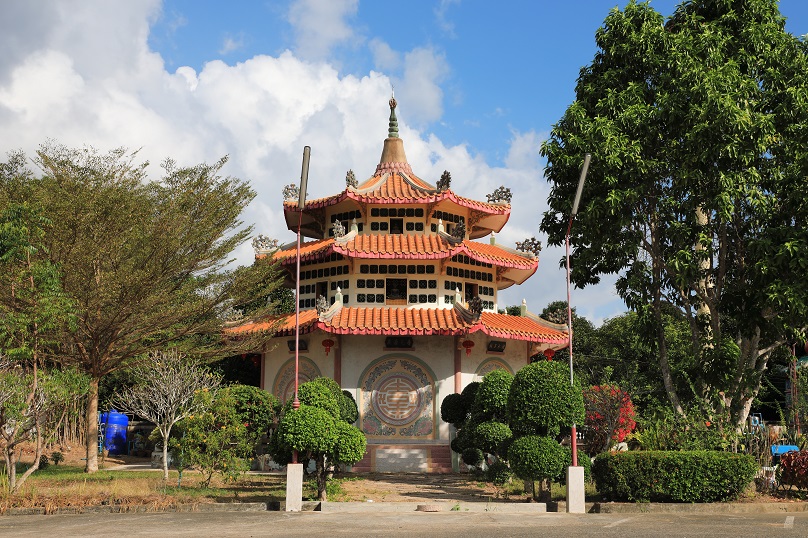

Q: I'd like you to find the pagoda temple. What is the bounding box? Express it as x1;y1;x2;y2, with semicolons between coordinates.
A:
233;98;569;472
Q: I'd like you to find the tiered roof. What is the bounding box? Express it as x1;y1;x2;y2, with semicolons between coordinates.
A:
266;234;537;288
228;301;568;348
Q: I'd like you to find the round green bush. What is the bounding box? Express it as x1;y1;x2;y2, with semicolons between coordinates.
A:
472;369;513;421
507;361;584;436
297;380;340;419
461;382;480;410
508;435;566;482
473;420;513;457
276;404;337;454
441;393;468;425
331;421;367;465
462;447;485;467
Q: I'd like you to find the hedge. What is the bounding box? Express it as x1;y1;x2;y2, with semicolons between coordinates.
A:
592;450;757;502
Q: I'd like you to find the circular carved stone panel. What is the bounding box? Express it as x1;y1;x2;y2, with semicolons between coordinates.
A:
360;357;435;439
372;372;424;426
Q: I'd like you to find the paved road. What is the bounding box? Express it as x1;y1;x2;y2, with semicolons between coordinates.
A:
0;510;804;537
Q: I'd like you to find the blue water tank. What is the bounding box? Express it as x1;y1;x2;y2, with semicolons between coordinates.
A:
103;410;129;455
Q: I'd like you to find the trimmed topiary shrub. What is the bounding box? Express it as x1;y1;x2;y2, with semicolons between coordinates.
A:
331;420;367;466
507;361;584;437
296;380;340;419
592;450;757;502
473;421;513;457
441;393;467;426
471;369;513;422
508;435;566;483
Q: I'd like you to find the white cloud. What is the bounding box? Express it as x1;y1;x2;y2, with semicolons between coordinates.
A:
434;0;461;38
287;0;359;60
0;0;624;326
219;34;245;55
394;47;449;126
369;38;401;71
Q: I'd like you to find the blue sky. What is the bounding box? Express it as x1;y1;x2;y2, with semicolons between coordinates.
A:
1;0;807;325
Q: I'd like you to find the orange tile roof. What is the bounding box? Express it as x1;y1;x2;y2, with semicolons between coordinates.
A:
323;306;466;335
227;306;568;345
479;312;569;344
225;309;319;336
271;235;536;271
283;172;509;215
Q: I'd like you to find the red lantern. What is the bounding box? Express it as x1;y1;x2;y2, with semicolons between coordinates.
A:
322;338;335;356
543;349;555;361
462;340;475;356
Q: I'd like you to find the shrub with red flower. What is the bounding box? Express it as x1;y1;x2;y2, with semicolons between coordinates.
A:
583;385;637;455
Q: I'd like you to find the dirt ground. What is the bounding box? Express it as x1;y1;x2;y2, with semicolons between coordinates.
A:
334;472;525;503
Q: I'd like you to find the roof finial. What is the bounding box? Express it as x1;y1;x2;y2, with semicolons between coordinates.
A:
388;89;399;139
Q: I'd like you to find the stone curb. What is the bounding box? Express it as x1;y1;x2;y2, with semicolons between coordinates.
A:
591;501;808;514
3;500;807;517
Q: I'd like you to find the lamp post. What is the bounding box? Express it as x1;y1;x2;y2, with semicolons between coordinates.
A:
565;152;591;467
292;146;310;462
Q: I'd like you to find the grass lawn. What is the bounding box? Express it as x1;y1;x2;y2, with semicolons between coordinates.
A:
1;465;288;512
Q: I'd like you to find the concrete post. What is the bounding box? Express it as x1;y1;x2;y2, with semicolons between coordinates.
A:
566;465;585;513
285;463;303;511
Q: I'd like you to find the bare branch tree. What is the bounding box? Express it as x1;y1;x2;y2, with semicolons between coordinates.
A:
113;350;221;480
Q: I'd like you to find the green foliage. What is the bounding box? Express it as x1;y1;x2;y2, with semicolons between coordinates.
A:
341;390;359;424
1;143;287;471
178;389;253;487
38;455;50;470
462;448;484;467
486;459;513;486
592;450;757;502
540;0;808;427
224;384;280;449
507;361;585;437
302;377;357;424
440;393;467;426
472;421;512;457
273;401;366;501
50;451;64;465
331;421;367;466
296;379;340;420
508;436;566;483
276;405;337;456
460;382;480;408
471;369;512;422
629;405;739;451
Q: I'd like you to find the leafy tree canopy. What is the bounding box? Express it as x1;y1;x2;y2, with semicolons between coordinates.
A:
540;0;808;426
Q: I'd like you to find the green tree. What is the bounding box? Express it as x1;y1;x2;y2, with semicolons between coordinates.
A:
1;143;284;473
507;361;585;438
540;0;808;427
272;378;366;501
178;388;255;487
0;362;88;493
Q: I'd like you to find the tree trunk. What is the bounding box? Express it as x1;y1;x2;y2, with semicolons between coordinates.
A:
12;424;43;493
162;431;170;481
4;448;16;493
316;455;328;501
85;377;100;473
